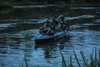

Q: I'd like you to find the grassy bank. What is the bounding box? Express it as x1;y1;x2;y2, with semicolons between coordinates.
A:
13;1;49;5
0;1;67;8
0;1;99;9
0;1;50;8
0;2;13;9
0;1;65;6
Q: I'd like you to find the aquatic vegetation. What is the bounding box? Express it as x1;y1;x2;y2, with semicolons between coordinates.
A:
60;50;67;67
18;56;28;67
60;48;100;67
1;48;100;67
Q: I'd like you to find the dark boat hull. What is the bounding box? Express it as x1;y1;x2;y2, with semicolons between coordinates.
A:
35;31;69;44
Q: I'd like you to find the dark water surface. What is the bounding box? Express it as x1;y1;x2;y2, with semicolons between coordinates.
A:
0;4;100;67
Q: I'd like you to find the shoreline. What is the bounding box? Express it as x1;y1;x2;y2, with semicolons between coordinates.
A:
0;1;100;9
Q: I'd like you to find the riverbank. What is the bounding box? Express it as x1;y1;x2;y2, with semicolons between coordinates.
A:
0;2;13;9
0;1;100;9
0;1;60;8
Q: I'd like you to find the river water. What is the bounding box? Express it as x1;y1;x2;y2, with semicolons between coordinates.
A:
0;4;100;67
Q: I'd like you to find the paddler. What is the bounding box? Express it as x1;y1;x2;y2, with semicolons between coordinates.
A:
58;15;70;31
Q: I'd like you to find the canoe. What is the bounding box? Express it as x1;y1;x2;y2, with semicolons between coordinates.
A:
35;31;69;44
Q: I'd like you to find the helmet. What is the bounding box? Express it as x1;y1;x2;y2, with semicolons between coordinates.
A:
58;15;64;21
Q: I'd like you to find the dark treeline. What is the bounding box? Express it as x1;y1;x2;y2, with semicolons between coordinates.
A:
0;0;100;3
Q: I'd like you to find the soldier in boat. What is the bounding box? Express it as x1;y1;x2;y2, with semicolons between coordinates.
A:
58;15;70;31
39;19;55;35
39;15;70;35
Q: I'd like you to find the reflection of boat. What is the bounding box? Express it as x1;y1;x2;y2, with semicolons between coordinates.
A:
35;31;70;44
35;33;70;59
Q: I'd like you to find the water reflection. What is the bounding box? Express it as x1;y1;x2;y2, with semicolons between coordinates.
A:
0;5;98;19
0;4;100;67
35;35;70;61
0;23;42;34
88;24;100;31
